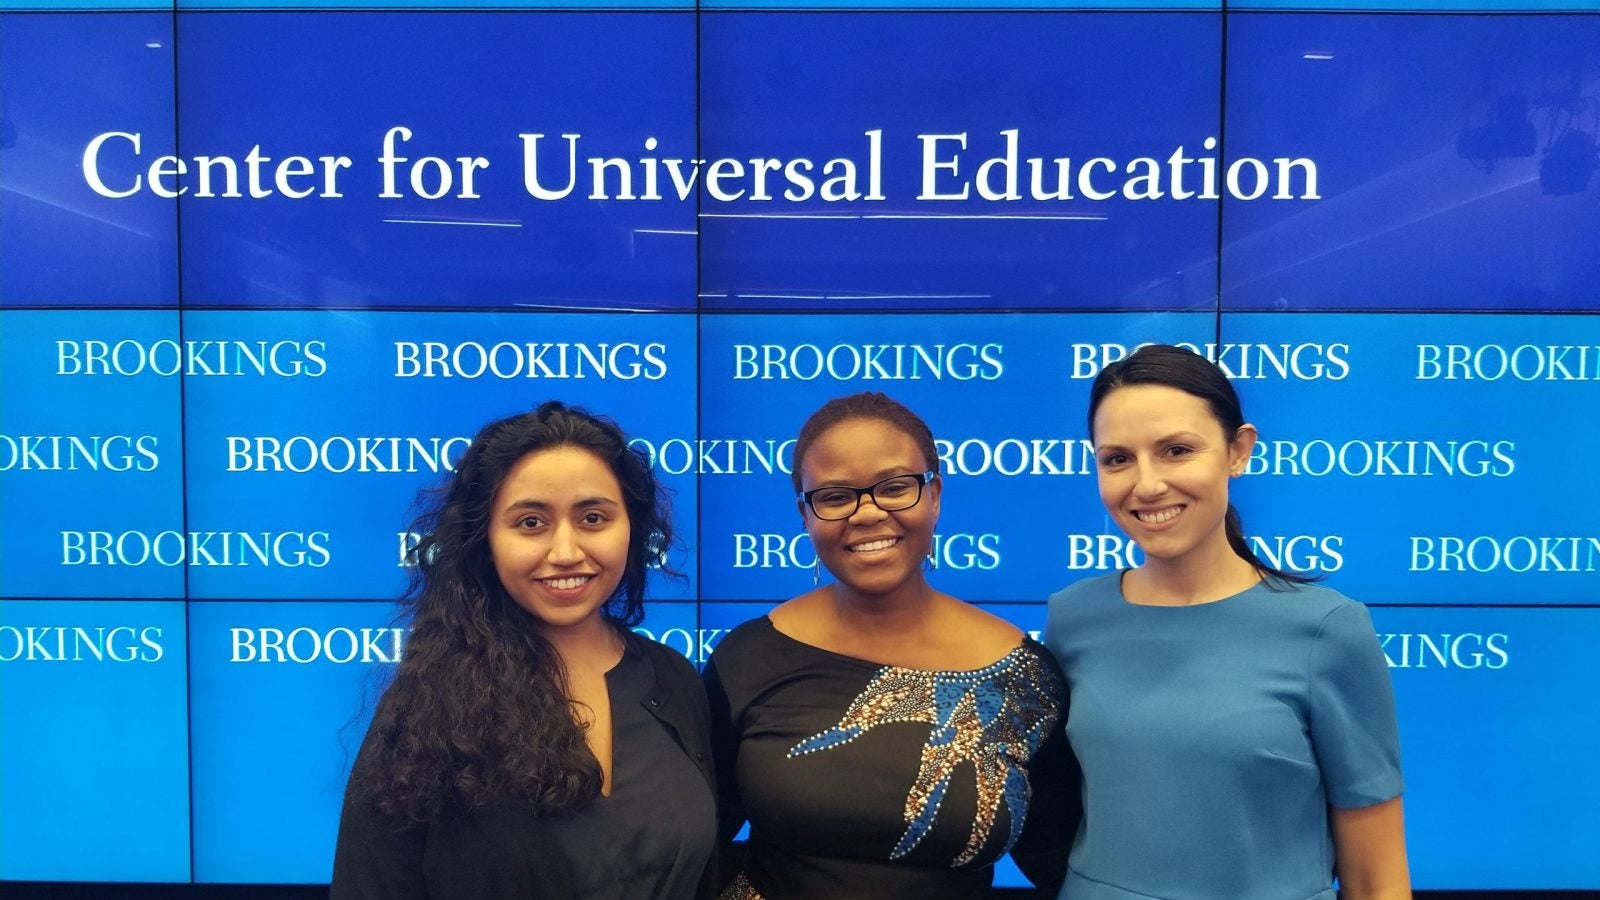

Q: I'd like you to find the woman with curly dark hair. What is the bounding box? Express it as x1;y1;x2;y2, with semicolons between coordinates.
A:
332;401;716;900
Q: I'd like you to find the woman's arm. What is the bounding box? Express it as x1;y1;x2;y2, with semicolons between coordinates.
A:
1007;721;1081;897
329;796;428;900
702;655;748;888
1332;795;1411;900
330;721;429;900
1308;601;1409;899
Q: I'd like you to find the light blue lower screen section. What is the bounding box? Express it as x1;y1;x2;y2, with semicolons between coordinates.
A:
5;591;1595;886
702;602;1600;890
0;310;186;599
1377;606;1600;889
696;312;1216;603
180;309;698;603
0;600;189;881
187;600;696;882
1225;312;1600;604
188;601;398;883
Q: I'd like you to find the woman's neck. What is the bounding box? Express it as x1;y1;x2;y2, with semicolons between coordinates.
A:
1128;540;1261;606
539;614;624;674
831;577;937;635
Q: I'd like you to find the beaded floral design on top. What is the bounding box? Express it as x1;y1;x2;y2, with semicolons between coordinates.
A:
787;646;1062;865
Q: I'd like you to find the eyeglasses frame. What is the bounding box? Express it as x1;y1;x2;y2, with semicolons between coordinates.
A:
798;470;937;521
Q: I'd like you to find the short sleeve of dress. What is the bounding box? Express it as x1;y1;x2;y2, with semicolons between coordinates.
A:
1307;600;1404;809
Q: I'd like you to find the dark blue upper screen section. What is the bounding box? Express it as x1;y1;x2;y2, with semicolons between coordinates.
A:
1222;13;1600;311
171;12;696;310
0;14;178;306
699;12;1224;311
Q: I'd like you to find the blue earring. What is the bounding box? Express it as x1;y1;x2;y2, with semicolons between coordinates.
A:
813;559;821;588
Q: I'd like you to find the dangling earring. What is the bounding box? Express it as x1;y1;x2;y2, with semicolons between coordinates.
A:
813;558;822;588
924;553;937;572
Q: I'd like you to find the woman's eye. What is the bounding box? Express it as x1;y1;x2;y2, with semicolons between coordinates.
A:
517;515;544;529
1166;445;1193;457
815;490;854;507
1099;453;1127;467
581;511;607;525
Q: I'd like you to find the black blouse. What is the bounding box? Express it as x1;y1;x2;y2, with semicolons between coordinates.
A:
705;617;1079;900
332;632;718;900
551;637;716;898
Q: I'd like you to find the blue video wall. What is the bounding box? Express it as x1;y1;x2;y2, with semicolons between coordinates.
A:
2;0;1597;890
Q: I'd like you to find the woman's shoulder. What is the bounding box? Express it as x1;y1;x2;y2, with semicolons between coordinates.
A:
703;615;817;711
1268;577;1357;604
763;589;832;639
1254;578;1367;621
937;596;1031;660
1046;571;1124;608
628;628;701;682
1006;636;1067;702
706;614;784;665
772;590;1028;671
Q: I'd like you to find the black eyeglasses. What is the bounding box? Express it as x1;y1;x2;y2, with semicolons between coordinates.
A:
799;471;935;521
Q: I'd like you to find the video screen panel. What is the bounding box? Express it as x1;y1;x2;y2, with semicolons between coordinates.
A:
181;309;698;601
189;601;395;883
0;12;179;306
0;600;190;882
172;11;696;310
1222;13;1600;311
696;312;1215;602
0;310;186;599
1221;312;1599;604
1375;605;1600;888
698;11;1224;311
1234;0;1597;10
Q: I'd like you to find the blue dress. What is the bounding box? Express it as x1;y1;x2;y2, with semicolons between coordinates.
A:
1044;573;1402;900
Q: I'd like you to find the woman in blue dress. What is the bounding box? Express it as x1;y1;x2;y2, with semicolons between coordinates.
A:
1045;345;1410;900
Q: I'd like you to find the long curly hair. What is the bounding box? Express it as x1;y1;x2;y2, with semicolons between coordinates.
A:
347;400;676;824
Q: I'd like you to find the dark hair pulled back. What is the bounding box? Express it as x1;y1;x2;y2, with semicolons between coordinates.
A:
1088;344;1315;587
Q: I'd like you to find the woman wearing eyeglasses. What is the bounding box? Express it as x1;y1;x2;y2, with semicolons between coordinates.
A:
704;392;1078;900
